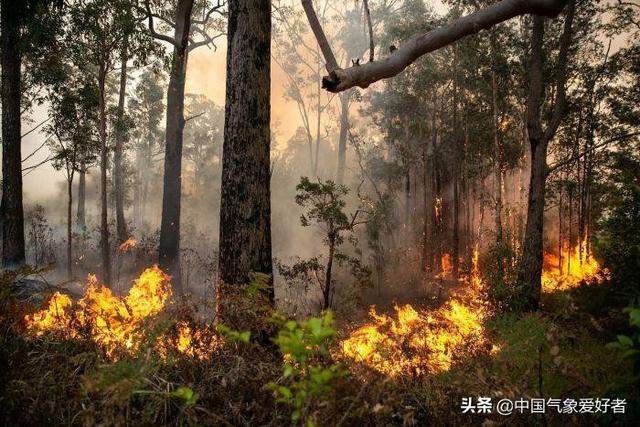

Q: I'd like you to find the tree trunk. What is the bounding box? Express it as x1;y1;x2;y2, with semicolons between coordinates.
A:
336;91;349;184
453;174;460;277
219;0;273;299
77;167;86;229
421;141;430;272
492;67;504;244
1;0;25;269
158;0;194;293
67;177;74;279
558;183;563;274
114;42;129;244
323;240;335;311
98;64;112;286
517;2;574;309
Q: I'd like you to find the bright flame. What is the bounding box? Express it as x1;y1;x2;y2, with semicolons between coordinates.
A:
542;238;605;292
24;292;74;337
436;253;453;278
24;266;211;359
435;197;442;222
118;237;137;253
341;257;487;376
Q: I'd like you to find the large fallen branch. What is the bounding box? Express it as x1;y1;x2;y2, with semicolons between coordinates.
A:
301;0;567;92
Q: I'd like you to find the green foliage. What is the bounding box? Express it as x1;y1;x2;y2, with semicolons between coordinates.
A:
608;307;640;361
595;152;640;300
283;177;370;311
481;242;527;311
215;324;251;344
269;311;345;424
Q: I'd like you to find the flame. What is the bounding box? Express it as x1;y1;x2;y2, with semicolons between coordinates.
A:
341;255;487;376
542;238;605;292
24;292;74;337
436;253;453;278
118;237;137;253
24;266;212;358
434;197;442;222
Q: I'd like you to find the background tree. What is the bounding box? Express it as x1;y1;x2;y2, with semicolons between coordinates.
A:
144;0;225;293
46;71;100;278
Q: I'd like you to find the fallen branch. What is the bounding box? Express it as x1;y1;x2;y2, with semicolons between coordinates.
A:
301;0;567;92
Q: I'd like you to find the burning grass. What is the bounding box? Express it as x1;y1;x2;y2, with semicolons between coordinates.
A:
24;266;217;359
542;239;608;293
341;247;488;376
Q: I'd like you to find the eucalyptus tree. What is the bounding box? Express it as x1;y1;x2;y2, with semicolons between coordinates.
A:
46;71;100;279
144;0;225;293
1;0;63;269
516;0;575;310
128;68;166;227
65;0;151;285
218;0;273;302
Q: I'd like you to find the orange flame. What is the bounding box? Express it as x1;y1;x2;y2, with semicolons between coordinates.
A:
436;253;453;278
24;266;212;359
342;252;487;376
542;238;605;292
118;237;137;253
24;292;74;337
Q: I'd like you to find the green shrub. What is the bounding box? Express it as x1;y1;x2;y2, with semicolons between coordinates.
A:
269;311;345;425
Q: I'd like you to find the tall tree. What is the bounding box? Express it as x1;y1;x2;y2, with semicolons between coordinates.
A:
1;0;26;268
67;0;147;285
516;0;575;309
47;72;99;278
145;0;224;293
1;0;63;268
128;68;165;227
218;0;273;298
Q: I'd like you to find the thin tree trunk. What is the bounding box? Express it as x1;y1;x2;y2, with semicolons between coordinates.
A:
558;183;563;274
492;66;504;244
158;0;194;293
114;41;129;244
1;0;25;269
336;91;349;184
98;63;112;286
219;0;273;298
67;176;74;279
323;240;335;310
77;167;86;229
421;140;429;272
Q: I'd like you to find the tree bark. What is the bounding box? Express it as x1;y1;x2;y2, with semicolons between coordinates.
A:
517;0;574;309
67;176;74;279
98;64;112;286
491;63;504;244
219;0;273;299
336;92;350;184
77;167;86;229
322;239;335;310
1;0;26;269
114;42;129;244
158;0;194;293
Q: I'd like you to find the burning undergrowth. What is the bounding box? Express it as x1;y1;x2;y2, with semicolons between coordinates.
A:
341;248;488;376
542;239;609;292
23;266;219;359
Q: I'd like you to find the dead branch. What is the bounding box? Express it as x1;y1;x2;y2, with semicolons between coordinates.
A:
301;0;568;92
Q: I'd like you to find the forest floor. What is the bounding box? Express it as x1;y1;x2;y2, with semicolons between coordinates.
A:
0;266;638;425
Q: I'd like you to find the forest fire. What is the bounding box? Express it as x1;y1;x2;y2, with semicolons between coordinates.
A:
542;239;604;292
439;253;453;278
23;266;209;358
341;254;487;376
118;237;137;253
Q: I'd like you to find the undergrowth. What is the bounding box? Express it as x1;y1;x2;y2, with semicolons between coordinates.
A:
1;270;637;425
